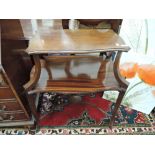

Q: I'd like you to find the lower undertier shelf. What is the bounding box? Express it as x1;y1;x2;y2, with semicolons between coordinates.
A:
28;55;122;94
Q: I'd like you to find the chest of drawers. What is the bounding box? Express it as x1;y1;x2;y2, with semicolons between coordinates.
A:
0;71;29;123
0;22;34;127
0;67;33;127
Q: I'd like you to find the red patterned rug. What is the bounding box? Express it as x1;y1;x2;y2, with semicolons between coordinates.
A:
36;92;155;135
0;93;154;135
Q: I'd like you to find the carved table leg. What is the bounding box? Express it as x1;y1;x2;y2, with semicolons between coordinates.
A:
23;55;41;123
24;55;41;91
108;51;129;129
109;90;126;129
25;92;39;122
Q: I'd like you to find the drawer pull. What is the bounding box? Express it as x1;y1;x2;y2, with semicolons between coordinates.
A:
0;113;27;121
0;105;7;112
2;105;6;110
0;116;3;121
9;115;14;120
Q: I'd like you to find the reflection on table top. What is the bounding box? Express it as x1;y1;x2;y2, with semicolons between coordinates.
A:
26;29;130;55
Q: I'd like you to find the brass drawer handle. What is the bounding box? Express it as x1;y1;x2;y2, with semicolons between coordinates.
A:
0;115;14;121
2;105;6;110
9;115;14;120
0;105;6;112
0;116;3;121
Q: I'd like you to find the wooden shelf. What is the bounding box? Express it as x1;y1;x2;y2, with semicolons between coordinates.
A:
28;55;122;94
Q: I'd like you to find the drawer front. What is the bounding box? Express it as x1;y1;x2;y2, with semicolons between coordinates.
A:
0;100;23;112
0;112;28;122
0;87;15;99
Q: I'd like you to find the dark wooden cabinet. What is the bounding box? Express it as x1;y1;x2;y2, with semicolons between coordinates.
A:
0;70;29;122
0;20;34;127
62;19;122;33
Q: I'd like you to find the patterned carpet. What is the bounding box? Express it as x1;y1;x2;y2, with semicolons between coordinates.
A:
0;93;155;135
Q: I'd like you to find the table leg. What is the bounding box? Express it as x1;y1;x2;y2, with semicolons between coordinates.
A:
26;92;39;122
24;55;41;91
109;90;126;129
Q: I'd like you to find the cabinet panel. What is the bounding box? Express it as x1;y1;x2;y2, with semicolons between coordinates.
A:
0;100;23;112
0;87;15;99
0;20;36;127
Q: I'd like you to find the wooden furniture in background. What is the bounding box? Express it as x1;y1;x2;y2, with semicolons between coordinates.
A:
62;19;122;58
62;19;122;33
0;19;65;127
0;20;34;127
23;28;130;128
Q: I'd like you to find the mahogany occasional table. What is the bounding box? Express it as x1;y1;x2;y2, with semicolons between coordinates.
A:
23;29;130;128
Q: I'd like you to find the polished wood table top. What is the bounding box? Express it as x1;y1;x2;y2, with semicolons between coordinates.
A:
26;29;130;55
